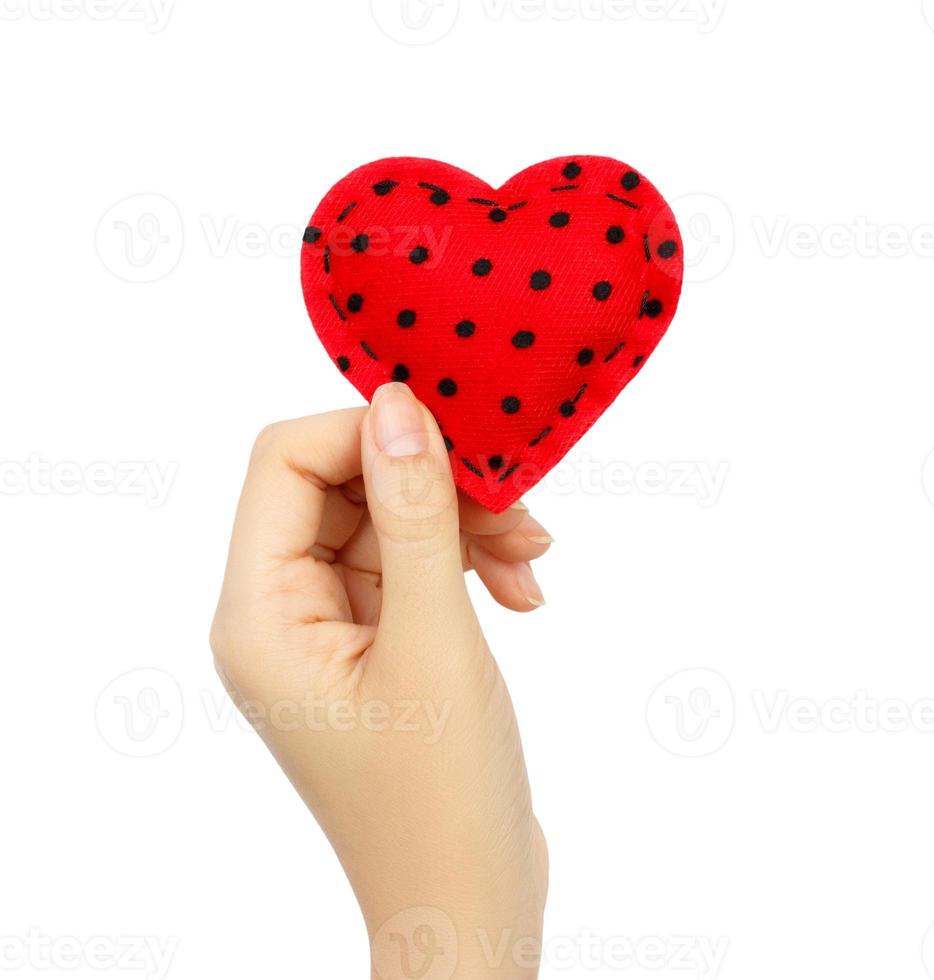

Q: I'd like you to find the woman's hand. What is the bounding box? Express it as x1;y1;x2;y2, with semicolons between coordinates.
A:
211;383;550;979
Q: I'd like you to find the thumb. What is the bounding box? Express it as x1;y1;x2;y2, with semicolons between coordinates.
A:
362;383;475;640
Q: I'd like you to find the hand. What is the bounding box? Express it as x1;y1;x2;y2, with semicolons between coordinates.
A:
211;383;550;979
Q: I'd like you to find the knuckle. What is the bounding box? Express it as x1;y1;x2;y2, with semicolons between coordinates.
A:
209;612;235;666
208;617;226;659
209;613;254;694
250;421;287;462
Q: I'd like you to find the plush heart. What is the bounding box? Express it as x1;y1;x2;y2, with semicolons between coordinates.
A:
301;156;683;513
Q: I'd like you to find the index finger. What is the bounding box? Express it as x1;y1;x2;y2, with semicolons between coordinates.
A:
228;407;367;566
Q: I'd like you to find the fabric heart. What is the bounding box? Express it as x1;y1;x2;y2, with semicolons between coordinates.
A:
301;156;683;513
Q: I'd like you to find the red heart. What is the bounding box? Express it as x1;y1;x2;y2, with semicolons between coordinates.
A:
301;156;683;513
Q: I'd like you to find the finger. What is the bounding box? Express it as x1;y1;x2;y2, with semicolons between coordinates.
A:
467;542;547;613
315;485;367;557
464;516;554;565
342;506;552;582
360;383;475;644
336;565;383;627
464;528;552;566
457;491;530;537
337;479;551;565
336;510;381;576
229;408;366;567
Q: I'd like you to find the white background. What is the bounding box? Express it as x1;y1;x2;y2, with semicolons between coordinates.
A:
2;1;934;977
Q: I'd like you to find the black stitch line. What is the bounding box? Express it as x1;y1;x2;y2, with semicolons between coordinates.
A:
529;427;553;448
638;289;650;319
604;341;626;363
461;458;484;478
507;201;528;211
498;463;521;483
643;235;651;262
419;182;443;192
323;246;331;274
468;197;499;207
329;295;346;321
573;384;588;404
336;202;358;224
607;193;640;209
360;341;379;361
551;184;579;192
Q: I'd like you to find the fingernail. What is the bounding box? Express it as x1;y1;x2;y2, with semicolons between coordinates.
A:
516;562;546;608
516;514;555;547
371;383;429;458
511;499;529;512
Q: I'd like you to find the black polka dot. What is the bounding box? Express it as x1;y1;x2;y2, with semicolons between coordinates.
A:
443;436;455;452
559;401;576;418
438;378;458;397
337;356;350;373
351;234;369;253
373;180;398;196
530;270;551;291
550;211;570;228
563;161;582;180
473;258;493;277
455;320;476;338
303;226;322;245
622;171;641;191
593;281;613;301
392;363;410;383
346;293;364;314
577;348;595;366
488;455;504;471
607;225;625;244
430;189;450;206
501;396;521;415
397;309;416;328
489;208;508;223
512;330;535;349
646;299;663;318
410;246;429;264
633;355;646;367
658;240;678;259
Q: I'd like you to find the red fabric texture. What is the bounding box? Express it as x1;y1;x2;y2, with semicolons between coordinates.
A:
301;156;683;513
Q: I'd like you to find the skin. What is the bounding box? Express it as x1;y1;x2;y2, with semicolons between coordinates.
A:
211;382;550;979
